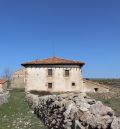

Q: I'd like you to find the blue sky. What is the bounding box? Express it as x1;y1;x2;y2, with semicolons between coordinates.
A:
0;0;120;78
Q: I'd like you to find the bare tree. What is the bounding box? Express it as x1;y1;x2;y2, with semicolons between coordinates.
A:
1;68;12;88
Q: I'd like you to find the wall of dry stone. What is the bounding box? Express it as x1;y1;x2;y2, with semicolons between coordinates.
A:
0;91;10;106
26;92;120;129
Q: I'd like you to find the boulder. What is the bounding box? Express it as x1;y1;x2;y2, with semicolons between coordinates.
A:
111;117;120;129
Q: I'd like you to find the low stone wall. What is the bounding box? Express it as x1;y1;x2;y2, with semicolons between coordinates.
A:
0;91;10;106
26;92;120;129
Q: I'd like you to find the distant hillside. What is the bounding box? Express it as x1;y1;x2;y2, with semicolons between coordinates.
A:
85;78;120;88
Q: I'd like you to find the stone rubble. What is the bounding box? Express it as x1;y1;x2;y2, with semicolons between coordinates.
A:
26;92;120;129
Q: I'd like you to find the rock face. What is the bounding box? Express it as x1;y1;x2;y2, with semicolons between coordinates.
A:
26;92;120;129
0;91;10;106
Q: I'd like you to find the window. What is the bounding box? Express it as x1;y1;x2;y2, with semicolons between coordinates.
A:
65;70;69;77
48;83;53;89
48;69;52;76
94;88;98;92
72;82;76;86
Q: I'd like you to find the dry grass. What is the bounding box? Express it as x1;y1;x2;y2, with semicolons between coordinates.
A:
87;79;120;117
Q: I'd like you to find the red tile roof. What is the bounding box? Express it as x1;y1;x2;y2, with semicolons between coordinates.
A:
22;57;85;66
0;79;7;84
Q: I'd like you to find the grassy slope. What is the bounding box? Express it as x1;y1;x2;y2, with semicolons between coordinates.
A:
90;79;120;87
0;90;47;129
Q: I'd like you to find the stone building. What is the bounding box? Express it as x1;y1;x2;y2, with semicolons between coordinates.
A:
22;57;85;92
83;79;109;93
0;79;8;92
11;68;25;89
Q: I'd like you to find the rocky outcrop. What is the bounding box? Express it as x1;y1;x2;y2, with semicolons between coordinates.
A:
26;92;120;129
0;91;10;106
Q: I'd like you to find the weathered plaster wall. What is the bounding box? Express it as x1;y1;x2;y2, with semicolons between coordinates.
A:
0;84;3;93
11;68;25;89
25;65;84;92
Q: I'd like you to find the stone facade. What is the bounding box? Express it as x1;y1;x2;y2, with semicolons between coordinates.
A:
21;57;109;93
22;57;85;92
83;79;109;93
25;65;84;92
11;68;25;89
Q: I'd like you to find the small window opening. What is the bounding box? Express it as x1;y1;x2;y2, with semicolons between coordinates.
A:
48;69;52;76
48;83;53;89
65;70;69;77
72;82;76;86
94;88;98;92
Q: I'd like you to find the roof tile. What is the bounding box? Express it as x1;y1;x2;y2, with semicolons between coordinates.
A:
0;79;7;84
22;57;85;66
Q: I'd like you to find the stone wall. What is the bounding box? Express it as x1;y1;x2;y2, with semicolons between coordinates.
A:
11;68;25;89
26;92;120;129
0;82;8;92
83;79;109;93
0;91;10;106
